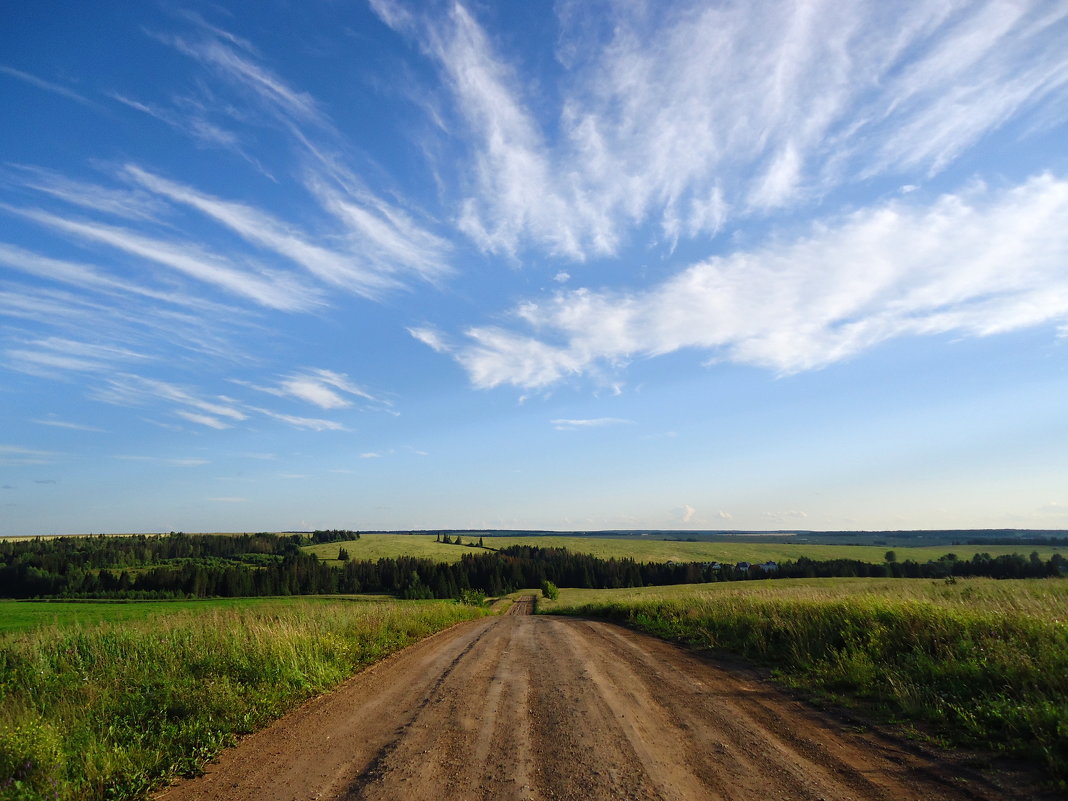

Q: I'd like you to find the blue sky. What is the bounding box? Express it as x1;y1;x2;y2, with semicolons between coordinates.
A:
2;1;1068;535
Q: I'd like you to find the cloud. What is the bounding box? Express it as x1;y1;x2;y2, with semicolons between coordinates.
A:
30;418;106;432
175;410;232;430
0;446;64;465
764;510;809;522
376;1;1068;260
249;406;347;431
551;417;634;431
33;479;58;485
235;368;384;410
407;327;451;354
6;205;322;311
680;504;696;524
93;375;248;422
0;65;97;106
437;174;1068;388
123;166;412;297
114;455;210;467
360;452;382;459
144;22;453;290
716;510;733;520
109;93;250;157
4;337;147;377
5;164;167;221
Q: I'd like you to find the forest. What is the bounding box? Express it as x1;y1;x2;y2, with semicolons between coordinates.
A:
0;533;1064;600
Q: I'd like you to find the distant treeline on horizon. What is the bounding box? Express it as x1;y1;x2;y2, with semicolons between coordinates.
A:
1;532;1065;601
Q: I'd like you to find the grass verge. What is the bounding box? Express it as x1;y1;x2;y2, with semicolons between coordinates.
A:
549;580;1068;782
0;599;488;800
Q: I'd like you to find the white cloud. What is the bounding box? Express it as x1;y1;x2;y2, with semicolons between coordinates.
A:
6;205;321;311
716;510;733;520
30;418;105;432
235;368;383;410
4;337;148;377
94;375;248;422
0;445;64;466
440;174;1068;388
553;272;571;284
250;406;347;431
551;417;634;431
124;166;411;297
6;164;166;221
0;65;96;106
109;93;248;156
113;455;210;467
407;327;451;353
175;410;232;430
378;1;1068;261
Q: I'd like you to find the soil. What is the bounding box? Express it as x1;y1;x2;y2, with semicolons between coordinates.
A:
156;597;1056;801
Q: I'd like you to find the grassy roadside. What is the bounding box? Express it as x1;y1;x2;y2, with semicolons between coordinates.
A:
545;579;1068;782
0;599;489;800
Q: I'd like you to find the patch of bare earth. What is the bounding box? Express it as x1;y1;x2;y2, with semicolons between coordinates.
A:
156;598;1054;801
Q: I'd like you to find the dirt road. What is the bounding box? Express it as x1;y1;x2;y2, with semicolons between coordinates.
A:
157;598;1028;801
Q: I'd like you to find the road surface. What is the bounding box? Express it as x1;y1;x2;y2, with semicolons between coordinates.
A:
157;596;1028;801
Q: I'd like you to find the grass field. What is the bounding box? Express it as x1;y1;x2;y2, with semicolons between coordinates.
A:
303;534;487;563
305;533;1068;566
0;598;488;800
0;596;391;633
544;577;1068;781
539;576;1068;616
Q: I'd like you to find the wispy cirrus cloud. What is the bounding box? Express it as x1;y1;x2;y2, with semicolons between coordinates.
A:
424;174;1068;388
551;418;634;431
4;337;148;378
0;445;64;466
0;65;97;107
93;375;248;428
234;368;385;410
248;406;348;431
30;417;106;433
4;164;166;221
374;0;1068;259
5;205;322;311
114;455;210;467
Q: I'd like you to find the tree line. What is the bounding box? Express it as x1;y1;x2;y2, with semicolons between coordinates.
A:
0;534;1063;600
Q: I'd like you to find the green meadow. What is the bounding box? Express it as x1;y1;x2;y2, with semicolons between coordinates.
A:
544;577;1068;781
303;533;482;563
305;533;1068;566
0;598;488;800
0;596;389;633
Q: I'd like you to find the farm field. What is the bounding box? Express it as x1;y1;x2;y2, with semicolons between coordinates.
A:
303;533;484;563
0;595;389;633
305;532;1068;566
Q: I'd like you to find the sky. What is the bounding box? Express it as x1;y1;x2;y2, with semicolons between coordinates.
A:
2;0;1068;535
